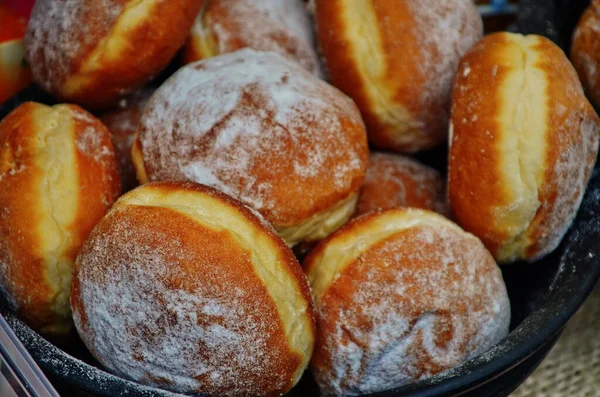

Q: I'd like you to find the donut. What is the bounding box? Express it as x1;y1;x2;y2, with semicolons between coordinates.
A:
183;0;322;76
0;102;121;335
99;88;153;192
572;0;600;107
314;0;483;152
356;152;449;217
304;209;510;395
25;0;203;109
449;32;600;264
71;181;316;396
132;49;369;247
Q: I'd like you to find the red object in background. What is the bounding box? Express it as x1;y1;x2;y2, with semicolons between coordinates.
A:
0;6;26;43
2;0;35;21
0;2;32;104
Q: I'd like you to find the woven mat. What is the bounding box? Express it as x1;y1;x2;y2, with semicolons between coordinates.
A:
512;281;600;397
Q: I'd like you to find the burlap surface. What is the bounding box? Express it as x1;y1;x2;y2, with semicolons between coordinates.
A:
512;281;600;397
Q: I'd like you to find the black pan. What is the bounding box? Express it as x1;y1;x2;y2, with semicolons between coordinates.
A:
1;1;599;396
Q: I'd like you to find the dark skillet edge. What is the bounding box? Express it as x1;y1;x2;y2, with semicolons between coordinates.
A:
0;304;190;397
451;332;562;397
366;167;600;397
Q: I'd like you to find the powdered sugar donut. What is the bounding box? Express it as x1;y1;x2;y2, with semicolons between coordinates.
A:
183;0;322;76
71;181;316;396
25;0;202;109
356;152;449;217
304;209;510;395
132;49;369;247
99;88;154;191
0;102;120;335
450;33;600;263
315;0;482;152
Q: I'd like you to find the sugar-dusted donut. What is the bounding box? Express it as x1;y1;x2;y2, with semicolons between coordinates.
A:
314;0;482;152
0;102;120;334
304;209;510;395
132;49;368;247
71;181;316;396
356;152;449;217
25;0;203;109
184;0;321;76
449;33;600;263
99;88;154;191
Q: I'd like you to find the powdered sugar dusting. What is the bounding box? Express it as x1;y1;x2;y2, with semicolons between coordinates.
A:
5;312;181;397
77;127;104;157
138;49;367;226
69;106;120;206
572;1;600;106
72;205;303;395
518;37;600;260
0;162;26;183
356;152;450;217
313;221;510;395
25;0;123;93
529;101;600;260
201;0;321;76
406;0;483;133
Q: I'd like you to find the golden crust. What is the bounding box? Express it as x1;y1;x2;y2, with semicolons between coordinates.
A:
25;0;203;109
449;33;600;263
315;0;482;152
0;103;53;332
0;102;120;334
71;181;315;396
356;152;450;217
183;0;321;76
303;209;510;394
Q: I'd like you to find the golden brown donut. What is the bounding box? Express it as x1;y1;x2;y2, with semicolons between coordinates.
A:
71;181;316;396
132;49;369;247
314;0;483;153
449;33;600;264
304;209;510;395
356;152;449;217
572;0;600;107
0;102;121;335
99;88;154;192
25;0;203;109
183;0;322;76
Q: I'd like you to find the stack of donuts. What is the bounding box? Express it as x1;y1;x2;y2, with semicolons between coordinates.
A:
0;0;598;396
